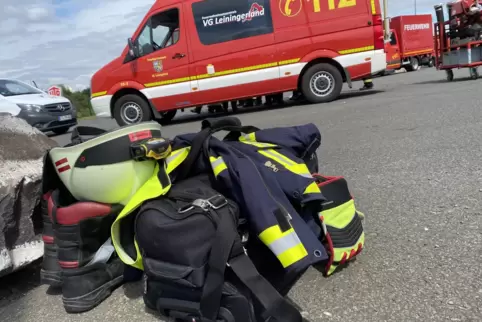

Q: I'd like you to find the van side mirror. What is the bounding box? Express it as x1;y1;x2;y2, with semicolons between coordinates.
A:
127;38;139;58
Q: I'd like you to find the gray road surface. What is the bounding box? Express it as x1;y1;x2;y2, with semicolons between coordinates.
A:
1;68;482;322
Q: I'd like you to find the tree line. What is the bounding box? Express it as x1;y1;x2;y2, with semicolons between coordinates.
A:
60;86;95;118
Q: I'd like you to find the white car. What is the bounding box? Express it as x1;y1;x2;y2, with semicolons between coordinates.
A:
0;78;77;135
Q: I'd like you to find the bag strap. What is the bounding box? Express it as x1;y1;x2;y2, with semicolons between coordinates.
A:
175;118;260;181
200;206;237;320
70;126;108;145
228;240;303;322
199;202;303;322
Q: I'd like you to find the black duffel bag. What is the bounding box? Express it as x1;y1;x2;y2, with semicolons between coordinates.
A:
135;174;305;322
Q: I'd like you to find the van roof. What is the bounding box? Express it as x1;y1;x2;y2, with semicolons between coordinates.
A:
151;0;183;11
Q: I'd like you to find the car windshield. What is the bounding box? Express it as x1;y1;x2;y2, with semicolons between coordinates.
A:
0;79;43;97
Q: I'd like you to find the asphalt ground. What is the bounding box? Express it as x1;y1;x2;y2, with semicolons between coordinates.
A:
1;67;482;322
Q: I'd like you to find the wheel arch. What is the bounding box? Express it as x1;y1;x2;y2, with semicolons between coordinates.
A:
297;57;350;91
110;88;161;119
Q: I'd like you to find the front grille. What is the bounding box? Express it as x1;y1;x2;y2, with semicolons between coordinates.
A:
44;102;71;113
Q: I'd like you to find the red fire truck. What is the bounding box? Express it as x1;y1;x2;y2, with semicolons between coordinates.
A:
90;0;386;126
384;14;435;73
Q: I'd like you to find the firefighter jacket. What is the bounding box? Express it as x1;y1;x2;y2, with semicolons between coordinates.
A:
112;123;329;278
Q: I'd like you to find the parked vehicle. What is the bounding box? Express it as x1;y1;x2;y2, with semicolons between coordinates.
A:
90;0;387;126
433;1;482;81
0;79;77;135
384;14;435;73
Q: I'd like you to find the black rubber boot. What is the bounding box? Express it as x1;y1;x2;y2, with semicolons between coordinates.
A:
359;81;374;91
40;191;62;288
49;190;125;313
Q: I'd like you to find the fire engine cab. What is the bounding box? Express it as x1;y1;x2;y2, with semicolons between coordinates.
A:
90;0;386;126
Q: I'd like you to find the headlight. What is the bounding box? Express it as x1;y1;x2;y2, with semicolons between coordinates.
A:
17;104;43;112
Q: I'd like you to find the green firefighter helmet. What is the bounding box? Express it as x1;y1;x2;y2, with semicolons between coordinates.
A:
48;122;163;205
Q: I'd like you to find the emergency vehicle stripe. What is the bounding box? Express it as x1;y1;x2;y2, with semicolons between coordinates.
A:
166;147;191;173
91;91;107;98
339;46;375;55
145;61;282;88
210;156;228;177
370;0;376;14
403;49;433;56
259;226;308;268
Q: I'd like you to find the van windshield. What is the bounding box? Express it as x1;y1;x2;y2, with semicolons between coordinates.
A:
0;79;43;97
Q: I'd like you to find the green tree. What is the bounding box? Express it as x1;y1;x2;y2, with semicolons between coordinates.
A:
60;86;94;118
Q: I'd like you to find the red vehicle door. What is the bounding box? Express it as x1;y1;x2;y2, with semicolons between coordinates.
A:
385;31;401;70
129;5;192;111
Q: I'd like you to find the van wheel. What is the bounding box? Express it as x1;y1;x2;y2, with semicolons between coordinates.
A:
405;57;420;72
301;63;343;103
158;110;177;125
113;94;152;126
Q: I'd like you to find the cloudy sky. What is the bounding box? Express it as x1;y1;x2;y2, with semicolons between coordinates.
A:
0;0;436;90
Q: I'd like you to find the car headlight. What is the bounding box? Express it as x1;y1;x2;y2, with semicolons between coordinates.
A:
71;103;77;115
17;104;43;112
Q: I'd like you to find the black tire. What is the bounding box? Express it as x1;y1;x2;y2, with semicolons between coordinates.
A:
300;63;343;103
405;57;420;72
230;100;238;113
446;69;454;82
427;58;435;68
469;68;479;80
113;94;152;126
51;127;70;135
158;110;177;125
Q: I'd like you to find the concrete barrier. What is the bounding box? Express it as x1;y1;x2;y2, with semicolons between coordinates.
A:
0;115;58;277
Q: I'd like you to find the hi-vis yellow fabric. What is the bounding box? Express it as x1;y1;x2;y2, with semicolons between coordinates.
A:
259;225;308;268
111;147;190;270
237;132;323;269
315;175;365;276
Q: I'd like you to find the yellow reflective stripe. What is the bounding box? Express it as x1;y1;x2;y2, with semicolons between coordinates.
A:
91;91;107;98
143;59;301;88
259;225;308;268
239;132;256;142
240;141;277;148
339;45;375;55
166;147;191;173
257;149;312;178
303;181;321;194
111;162;171;270
239;133;277;148
210;156;227;176
145;77;191;88
320;199;357;229
370;0;376;14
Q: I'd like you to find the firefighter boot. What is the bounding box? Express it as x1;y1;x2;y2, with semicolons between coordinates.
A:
48;190;125;313
359;79;374;91
40;191;62;288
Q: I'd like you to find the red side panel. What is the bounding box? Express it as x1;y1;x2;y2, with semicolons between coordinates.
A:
391;15;434;56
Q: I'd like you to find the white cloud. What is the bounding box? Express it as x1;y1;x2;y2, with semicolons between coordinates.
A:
0;0;438;90
0;0;154;89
